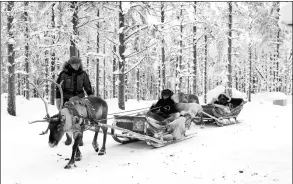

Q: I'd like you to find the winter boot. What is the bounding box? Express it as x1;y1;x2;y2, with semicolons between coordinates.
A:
65;133;72;145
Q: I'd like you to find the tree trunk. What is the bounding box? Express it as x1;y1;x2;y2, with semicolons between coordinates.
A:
70;2;79;57
204;28;208;104
136;68;140;101
187;62;190;94
161;3;166;89
248;45;252;102
175;57;179;93
193;2;197;95
24;1;30;100
150;75;152;99
243;60;246;93
17;74;21;95
7;1;16;116
227;2;232;97
50;3;55;105
125;74;128;102
269;53;273;92
118;2;125;110
276;2;281;92
45;50;49;99
96;9;100;97
103;44;106;99
179;6;183;92
142;71;146;100
157;64;161;95
113;44;116;98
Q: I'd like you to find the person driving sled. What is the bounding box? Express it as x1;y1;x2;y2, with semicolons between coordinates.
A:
148;89;178;122
55;56;94;146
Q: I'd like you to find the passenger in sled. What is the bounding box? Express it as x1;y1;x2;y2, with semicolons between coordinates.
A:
207;92;246;125
147;89;178;124
146;89;195;141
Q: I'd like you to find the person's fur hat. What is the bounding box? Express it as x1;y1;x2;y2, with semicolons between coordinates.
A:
68;56;82;64
217;93;231;102
161;89;174;98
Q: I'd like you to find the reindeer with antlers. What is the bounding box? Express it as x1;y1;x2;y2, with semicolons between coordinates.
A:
29;79;108;169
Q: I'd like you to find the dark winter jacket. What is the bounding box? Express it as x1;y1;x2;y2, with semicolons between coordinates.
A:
56;61;93;100
150;97;177;117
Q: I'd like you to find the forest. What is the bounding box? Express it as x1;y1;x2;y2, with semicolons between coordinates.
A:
1;2;292;115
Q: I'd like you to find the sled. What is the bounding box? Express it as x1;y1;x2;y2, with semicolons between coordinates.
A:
193;98;246;127
111;114;196;147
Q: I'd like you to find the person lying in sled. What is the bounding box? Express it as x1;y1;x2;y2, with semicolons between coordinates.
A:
208;93;234;114
147;89;178;125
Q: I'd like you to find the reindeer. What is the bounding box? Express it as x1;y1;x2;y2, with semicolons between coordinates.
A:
28;79;108;169
172;92;199;104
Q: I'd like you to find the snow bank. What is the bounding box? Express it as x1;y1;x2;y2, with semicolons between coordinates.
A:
199;85;247;104
251;92;292;105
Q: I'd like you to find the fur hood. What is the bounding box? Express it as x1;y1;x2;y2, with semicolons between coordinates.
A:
61;61;84;73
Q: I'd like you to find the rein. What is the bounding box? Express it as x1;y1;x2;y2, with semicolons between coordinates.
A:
59;98;173;132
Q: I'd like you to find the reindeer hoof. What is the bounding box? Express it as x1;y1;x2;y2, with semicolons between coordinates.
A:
64;163;76;169
92;142;99;152
98;150;106;155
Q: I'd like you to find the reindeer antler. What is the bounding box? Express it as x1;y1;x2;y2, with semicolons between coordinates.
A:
42;79;64;113
28;79;63;136
28;119;48;124
28;79;50;119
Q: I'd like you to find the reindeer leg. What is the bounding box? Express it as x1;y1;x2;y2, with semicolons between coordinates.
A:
98;126;108;156
74;132;83;161
198;112;205;129
92;125;100;152
74;146;82;161
64;135;81;169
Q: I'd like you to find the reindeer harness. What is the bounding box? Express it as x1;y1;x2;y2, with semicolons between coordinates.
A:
62;98;97;138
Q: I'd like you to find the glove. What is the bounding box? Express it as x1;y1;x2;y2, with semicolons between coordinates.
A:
56;98;61;110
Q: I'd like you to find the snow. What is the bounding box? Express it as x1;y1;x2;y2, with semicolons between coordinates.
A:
146;13;159;25
279;2;292;27
121;2;131;15
1;89;292;184
199;85;247;104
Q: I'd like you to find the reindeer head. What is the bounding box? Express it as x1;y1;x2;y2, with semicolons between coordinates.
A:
28;79;67;147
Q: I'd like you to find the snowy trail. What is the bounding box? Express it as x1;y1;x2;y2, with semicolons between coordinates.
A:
1;94;292;184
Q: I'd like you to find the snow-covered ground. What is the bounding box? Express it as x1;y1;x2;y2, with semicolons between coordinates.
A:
1;89;292;184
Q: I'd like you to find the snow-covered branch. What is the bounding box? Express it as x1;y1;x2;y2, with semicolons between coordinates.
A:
102;5;120;12
125;41;159;59
77;18;104;29
124;25;148;41
104;35;119;46
121;56;150;75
